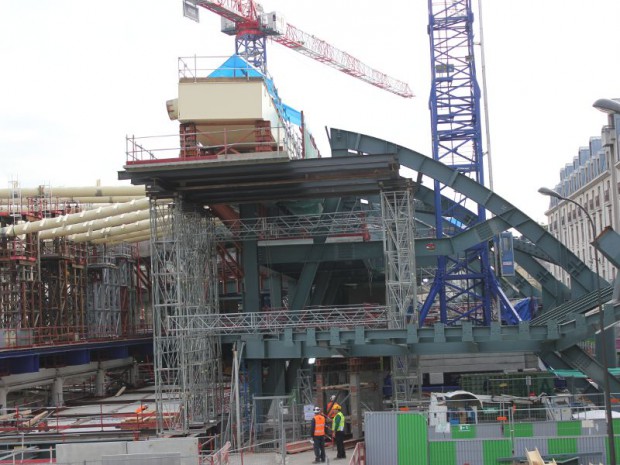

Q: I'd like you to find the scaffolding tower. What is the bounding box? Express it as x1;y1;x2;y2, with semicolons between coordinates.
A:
381;186;418;404
150;197;222;435
86;244;138;338
40;239;87;343
0;233;39;338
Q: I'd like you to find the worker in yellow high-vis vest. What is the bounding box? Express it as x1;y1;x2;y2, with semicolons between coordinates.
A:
331;404;346;460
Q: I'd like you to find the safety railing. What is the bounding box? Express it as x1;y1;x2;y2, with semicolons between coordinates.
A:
167;305;392;335
40;239;88;263
204;441;231;465
0;325;152;351
178;56;262;81
387;392;618;425
125;127;291;164
349;441;365;465
0;236;37;261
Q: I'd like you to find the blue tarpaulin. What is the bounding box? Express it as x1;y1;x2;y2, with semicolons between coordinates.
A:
207;55;302;127
282;103;302;126
501;297;536;325
207;55;264;79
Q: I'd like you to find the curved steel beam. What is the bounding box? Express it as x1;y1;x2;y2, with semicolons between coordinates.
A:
329;128;598;299
514;250;571;310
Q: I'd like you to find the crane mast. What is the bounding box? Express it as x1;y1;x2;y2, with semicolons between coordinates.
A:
421;0;515;325
189;0;413;98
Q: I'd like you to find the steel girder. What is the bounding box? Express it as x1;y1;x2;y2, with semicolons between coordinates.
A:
219;303;620;359
324;129;620;392
513;250;571;311
329;128;601;301
288;197;341;310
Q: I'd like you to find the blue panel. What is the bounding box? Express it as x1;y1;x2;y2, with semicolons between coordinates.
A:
9;355;39;374
499;232;515;277
97;346;129;360
65;350;90;365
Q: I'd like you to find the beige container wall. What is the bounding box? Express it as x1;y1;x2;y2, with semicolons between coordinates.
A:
178;79;286;150
178;80;265;122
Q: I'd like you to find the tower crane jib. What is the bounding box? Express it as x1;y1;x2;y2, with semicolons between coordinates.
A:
188;0;413;98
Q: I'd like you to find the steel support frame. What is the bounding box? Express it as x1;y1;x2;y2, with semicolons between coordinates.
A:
216;207;378;242
381;188;417;404
86;245;137;338
86;265;120;338
235;34;267;73
40;242;87;341
0;259;40;331
151;197;221;435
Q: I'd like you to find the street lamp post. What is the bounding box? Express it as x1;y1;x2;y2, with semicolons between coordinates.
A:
539;186;616;465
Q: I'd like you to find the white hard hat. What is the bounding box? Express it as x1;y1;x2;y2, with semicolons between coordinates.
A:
330;395;336;401
314;406;321;413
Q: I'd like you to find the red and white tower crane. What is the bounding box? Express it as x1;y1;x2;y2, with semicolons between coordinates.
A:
183;0;413;98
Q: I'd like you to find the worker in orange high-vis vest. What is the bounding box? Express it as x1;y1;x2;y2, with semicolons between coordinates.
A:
310;406;326;463
326;394;341;419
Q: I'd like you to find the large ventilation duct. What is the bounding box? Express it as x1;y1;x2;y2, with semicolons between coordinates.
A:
67;218;154;243
38;210;151;240
1;198;150;237
0;185;146;199
94;228;165;245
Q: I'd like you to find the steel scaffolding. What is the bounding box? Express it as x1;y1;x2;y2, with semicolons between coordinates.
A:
214;209;381;242
381;187;417;404
167;304;391;335
86;244;137;338
150;197;222;435
40;239;87;343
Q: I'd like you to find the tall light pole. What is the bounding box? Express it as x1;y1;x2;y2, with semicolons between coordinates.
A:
539;186;616;465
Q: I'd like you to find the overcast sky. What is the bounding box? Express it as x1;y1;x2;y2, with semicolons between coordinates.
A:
1;1;619;224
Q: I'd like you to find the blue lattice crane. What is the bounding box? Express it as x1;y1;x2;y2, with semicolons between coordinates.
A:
420;0;516;325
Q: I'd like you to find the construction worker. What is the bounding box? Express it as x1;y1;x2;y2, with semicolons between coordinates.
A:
310;406;326;463
325;394;341;419
134;404;148;414
331;404;346;460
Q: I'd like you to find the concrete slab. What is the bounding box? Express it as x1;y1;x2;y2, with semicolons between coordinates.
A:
128;437;199;465
57;442;128;465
